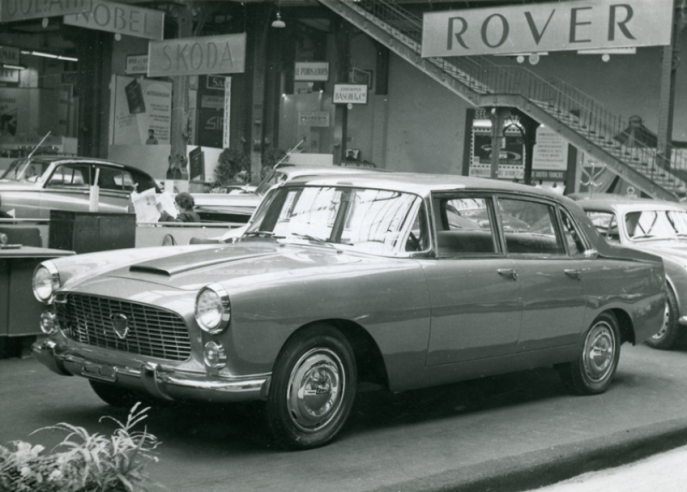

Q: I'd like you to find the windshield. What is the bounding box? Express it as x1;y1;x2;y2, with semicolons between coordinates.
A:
625;209;687;240
0;158;49;182
255;169;288;196
244;185;423;254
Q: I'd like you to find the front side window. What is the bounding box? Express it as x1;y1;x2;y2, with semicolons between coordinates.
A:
46;165;90;188
247;185;424;255
625;209;687;241
497;198;564;255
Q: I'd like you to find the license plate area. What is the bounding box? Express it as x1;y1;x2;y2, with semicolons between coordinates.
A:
82;362;116;382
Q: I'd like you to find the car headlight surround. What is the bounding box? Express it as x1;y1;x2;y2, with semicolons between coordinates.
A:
195;283;231;334
33;261;60;303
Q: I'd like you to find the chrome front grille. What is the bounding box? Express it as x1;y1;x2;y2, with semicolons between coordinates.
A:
56;294;191;361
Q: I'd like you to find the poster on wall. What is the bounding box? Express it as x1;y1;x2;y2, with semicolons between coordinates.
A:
531;125;568;182
196;75;230;148
111;75;172;145
0;91;19;137
469;120;525;180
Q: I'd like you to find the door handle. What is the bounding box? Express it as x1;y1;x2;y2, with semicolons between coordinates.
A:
564;269;582;280
497;268;518;280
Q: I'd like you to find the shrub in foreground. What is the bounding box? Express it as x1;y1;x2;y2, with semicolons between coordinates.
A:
0;403;161;492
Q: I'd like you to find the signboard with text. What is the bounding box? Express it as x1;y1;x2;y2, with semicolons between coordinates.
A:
0;46;20;66
1;0;92;22
333;84;367;104
298;112;330;127
294;62;329;81
126;55;149;74
64;0;163;40
422;0;673;57
148;34;246;77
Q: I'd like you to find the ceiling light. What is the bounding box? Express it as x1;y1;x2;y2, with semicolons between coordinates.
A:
271;12;285;28
21;50;78;62
2;63;26;70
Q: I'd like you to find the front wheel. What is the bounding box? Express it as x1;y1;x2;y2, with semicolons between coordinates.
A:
267;324;357;450
558;312;620;395
645;286;681;350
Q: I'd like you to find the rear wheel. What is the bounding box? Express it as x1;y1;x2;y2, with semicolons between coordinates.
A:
267;324;357;450
645;286;681;350
89;380;140;408
558;312;620;395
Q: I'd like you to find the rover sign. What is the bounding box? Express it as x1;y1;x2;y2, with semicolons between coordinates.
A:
422;0;673;57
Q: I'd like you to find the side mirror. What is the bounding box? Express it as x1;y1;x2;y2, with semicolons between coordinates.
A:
584;248;599;259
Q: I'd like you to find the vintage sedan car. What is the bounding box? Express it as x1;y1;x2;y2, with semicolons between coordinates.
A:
32;174;665;449
576;195;687;350
0;156;159;218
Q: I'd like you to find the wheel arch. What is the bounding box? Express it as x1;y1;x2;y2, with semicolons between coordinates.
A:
610;308;634;345
279;318;390;389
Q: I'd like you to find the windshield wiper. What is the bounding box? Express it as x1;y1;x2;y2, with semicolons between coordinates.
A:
243;230;283;239
290;233;333;245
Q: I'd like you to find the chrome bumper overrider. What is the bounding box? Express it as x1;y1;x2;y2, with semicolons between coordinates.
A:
32;339;271;402
679;316;687;326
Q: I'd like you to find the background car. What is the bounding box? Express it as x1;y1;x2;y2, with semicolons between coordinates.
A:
32;174;665;449
575;195;687;350
0;156;159;219
191;165;386;232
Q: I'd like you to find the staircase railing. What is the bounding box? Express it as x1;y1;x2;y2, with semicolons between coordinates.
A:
340;0;687;198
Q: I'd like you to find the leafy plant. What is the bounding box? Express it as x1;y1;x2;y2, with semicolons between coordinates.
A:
215;148;251;186
0;403;161;492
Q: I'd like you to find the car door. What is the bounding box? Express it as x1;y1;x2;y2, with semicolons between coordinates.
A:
40;163;93;215
422;193;522;366
495;196;587;352
95;165;137;213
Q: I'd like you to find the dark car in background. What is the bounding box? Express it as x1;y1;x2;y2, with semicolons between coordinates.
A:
576;195;687;350
0;156;159;219
32;173;665;449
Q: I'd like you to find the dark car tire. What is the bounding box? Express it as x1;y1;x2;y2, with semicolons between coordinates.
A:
266;324;357;450
89;380;141;408
645;286;681;350
558;312;620;395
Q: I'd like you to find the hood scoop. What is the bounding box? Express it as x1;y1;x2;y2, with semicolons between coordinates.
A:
129;251;272;276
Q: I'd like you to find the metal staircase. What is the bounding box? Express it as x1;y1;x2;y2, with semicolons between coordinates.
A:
320;0;687;201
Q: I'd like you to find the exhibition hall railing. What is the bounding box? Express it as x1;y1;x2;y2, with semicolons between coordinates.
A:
325;0;687;199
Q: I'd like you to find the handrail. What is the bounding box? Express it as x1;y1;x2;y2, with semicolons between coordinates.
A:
343;0;687;198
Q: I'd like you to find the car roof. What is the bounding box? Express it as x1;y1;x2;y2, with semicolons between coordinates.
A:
276;166;386;178
283;171;566;198
26;156;141;172
575;195;685;213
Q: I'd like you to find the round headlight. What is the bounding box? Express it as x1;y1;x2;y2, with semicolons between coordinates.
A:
33;262;60;303
195;284;230;334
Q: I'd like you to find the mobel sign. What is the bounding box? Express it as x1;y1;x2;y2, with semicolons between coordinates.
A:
422;0;673;58
148;34;246;77
64;0;164;40
1;0;92;23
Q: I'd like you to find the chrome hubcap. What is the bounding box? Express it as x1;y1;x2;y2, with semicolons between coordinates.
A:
652;301;671;340
583;322;616;382
286;348;344;433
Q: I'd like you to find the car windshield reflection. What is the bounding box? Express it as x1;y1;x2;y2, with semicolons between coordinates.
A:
243;185;423;254
0;158;49;182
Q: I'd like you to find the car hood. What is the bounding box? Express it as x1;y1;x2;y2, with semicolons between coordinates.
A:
64;241;369;293
630;240;687;263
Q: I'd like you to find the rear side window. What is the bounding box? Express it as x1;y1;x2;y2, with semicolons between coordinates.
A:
432;195;498;256
497;198;564;255
98;167;135;192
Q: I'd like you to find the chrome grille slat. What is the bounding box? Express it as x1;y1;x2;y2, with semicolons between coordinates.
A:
57;294;191;361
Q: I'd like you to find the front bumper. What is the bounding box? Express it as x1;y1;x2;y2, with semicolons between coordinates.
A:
32;339;271;403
